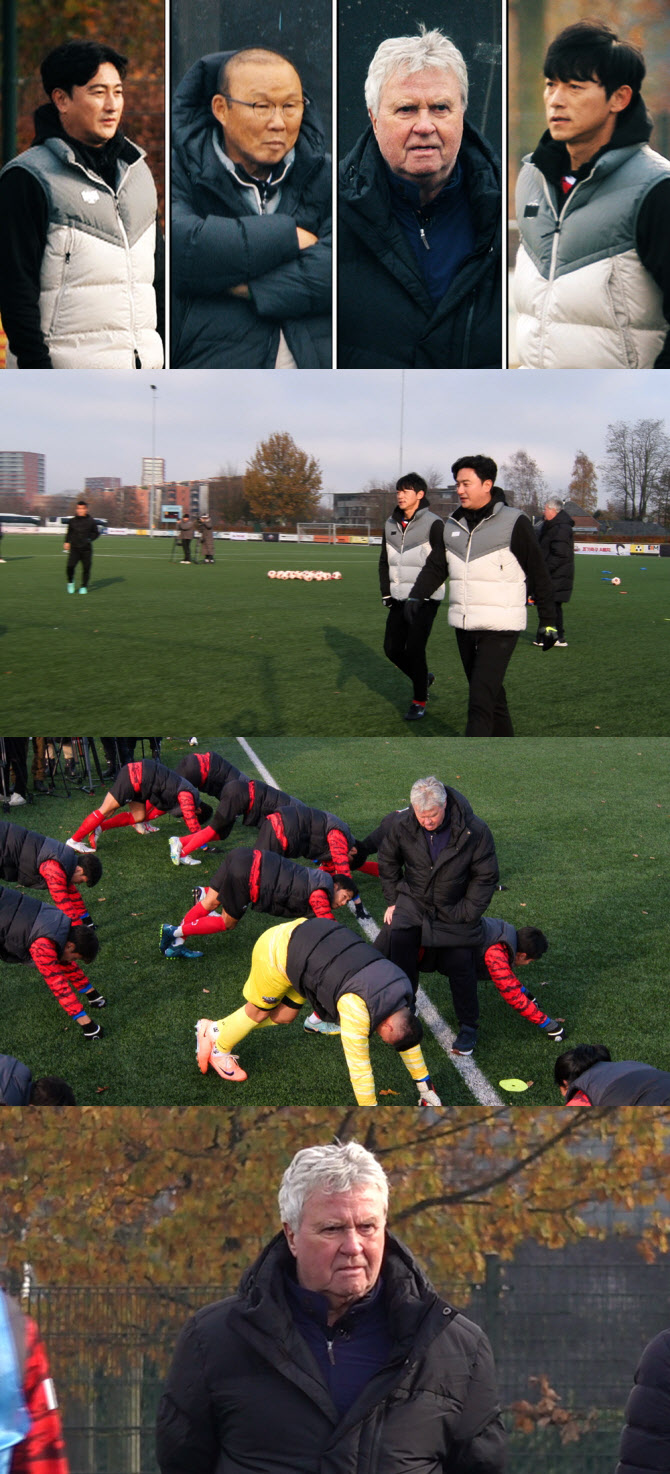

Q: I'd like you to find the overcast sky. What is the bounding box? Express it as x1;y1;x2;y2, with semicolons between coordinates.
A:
5;369;668;497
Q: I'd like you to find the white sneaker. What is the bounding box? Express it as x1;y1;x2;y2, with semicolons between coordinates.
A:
169;836;183;866
304;1012;341;1035
8;792;26;806
554;640;568;647
135;821;159;834
66;837;94;853
88;826;102;850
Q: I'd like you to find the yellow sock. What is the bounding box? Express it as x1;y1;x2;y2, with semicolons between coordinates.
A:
399;1043;430;1082
214;1006;260;1052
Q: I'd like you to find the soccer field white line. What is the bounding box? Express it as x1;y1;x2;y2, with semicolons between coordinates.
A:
236;736;503;1107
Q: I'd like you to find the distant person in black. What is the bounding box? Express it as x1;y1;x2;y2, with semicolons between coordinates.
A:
63;498;99;593
177;513;194;563
556;1044;670;1105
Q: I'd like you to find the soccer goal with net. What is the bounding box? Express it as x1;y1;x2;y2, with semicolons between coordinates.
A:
296;523;372;544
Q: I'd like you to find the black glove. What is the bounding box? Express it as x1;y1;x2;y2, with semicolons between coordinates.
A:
543;1019;565;1042
81;1020;104;1040
382;595;393;608
84;988;106;1009
539;626;558;651
404;598;422;625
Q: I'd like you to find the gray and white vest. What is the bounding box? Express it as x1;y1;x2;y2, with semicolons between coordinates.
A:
2;136;163;369
445;503;528;631
514;143;670;369
385;505;446;602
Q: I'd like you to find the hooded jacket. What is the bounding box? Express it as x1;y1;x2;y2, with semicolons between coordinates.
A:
514;95;670;369
379;501;446;603
378;787;499;949
536;509;575;603
0;102;162;370
617;1327;670;1474
338;119;501;368
171;50;332;368
155;1229;506;1474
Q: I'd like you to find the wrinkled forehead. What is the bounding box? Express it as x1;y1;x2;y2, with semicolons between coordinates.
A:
301;1185;387;1226
379;63;463;107
225;52;302;95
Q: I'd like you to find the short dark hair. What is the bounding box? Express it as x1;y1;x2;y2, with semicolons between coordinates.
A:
396;472;427;497
554;1043;612;1087
41;41;128;98
451;455;498;484
217;48;299;97
516;926;548;959
544;21;645;101
68;925;100;964
386;1008;424;1052
77;851;103;887
30;1076;77;1105
331;873;357;895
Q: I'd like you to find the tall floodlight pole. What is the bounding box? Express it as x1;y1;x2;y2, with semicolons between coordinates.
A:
149;383;157;535
398;369;405;479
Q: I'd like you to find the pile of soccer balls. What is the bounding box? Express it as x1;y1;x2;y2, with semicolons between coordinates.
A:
267;570;342;581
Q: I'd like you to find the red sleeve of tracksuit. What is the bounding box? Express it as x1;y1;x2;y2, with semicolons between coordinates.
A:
326;827;351;875
308;887;334;919
177;790;200;833
565;1090;592;1107
38;862;86;924
484;943;548;1027
28;938;88;1019
10;1316;70;1474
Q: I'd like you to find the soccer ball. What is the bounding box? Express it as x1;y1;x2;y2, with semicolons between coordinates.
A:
611;576;621;586
268;570;277;579
333;571;342;580
189;737;198;746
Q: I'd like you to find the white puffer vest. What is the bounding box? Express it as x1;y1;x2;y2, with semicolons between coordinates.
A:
2;136;163;369
385;505;446;602
445;503;528;631
514;142;670;369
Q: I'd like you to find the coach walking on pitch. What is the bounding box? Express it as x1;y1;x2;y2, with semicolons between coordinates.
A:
406;455;557;735
380;473;445;722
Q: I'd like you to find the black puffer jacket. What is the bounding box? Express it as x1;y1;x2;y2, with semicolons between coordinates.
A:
156;1230;506;1474
617;1327;670;1474
172;50;331;368
378;787;499;948
338;121;501;367
536;509;575;603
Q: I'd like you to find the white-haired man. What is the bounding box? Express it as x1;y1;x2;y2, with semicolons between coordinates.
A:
338;27;501;367
156;1140;506;1474
378;775;499;1056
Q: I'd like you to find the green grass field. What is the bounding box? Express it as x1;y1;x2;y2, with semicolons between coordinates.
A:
2;534;669;733
3;735;667;1107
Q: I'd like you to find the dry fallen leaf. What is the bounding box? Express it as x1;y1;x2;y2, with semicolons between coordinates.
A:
380;1089;399;1096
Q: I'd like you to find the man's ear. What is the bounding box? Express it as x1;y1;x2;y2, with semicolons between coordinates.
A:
368;107;379;139
283;1222;298;1257
610;83;633;115
212;93;227;126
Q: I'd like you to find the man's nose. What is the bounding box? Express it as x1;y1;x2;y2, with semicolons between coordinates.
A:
268;106;287;129
412;108;438;133
340;1228;364;1254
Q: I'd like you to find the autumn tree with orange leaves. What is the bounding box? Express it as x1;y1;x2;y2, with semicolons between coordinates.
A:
2;1107;670;1292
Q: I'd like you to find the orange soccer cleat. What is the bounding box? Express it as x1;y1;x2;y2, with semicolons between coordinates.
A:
195;1019;247;1081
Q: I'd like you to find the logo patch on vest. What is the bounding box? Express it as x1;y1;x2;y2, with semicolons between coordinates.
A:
524;203;540;217
262;994;280;1005
450;530;461;538
81;188;100;202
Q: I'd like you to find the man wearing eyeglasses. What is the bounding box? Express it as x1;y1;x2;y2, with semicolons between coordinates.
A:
171;47;331;368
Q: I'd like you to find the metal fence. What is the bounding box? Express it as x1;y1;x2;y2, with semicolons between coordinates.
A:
18;1239;670;1473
